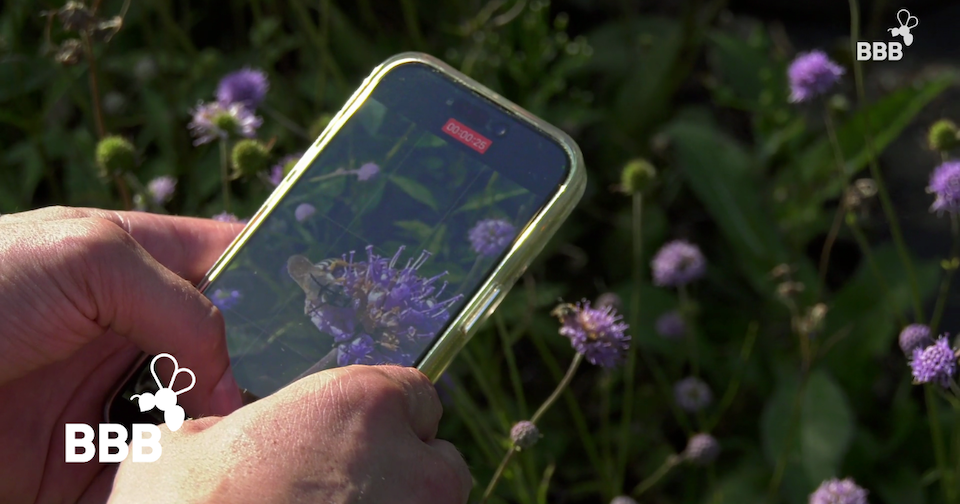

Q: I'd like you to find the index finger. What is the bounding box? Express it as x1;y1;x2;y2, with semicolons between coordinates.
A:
5;206;243;283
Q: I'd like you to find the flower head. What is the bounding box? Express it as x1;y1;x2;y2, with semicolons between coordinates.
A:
898;324;932;356
610;497;638;504
788;50;844;103
216;68;269;109
210;289;241;311
656;310;687;339
809;478;868;504
188;101;262;146
269;154;301;186
557;300;630;368
510;421;540;449
683;433;720;465
231;139;271;177
674;376;712;412
95;136;136;177
621;158;656;194
468;219;517;257
928;161;960;214
147;176;177;205
295;203;316;222
910;336;957;388
293;246;463;367
651;240;706;287
928;119;960;152
355;162;380;181
212;212;241;223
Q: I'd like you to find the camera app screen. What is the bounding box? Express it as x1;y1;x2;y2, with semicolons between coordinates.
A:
203;65;568;399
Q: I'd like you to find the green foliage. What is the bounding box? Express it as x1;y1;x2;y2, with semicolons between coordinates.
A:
2;1;959;503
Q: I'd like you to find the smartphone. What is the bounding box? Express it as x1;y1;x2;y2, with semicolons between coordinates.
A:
105;52;585;428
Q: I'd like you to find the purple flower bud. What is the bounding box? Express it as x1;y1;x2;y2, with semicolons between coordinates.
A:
510;421;540;449
558;300;630;368
656;310;686;339
188;101;262;146
787;50;844;103
468;218;516;257
147;176;176;205
216;68;269;109
295;203;316;222
928;161;960;215
898;324;932;356
674;376;712;412
910;336;957;388
683;433;720;465
210;289;241;311
809;477;868;504
651;240;706;287
355;162;380;181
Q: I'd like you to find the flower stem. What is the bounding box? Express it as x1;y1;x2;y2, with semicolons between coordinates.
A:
848;0;924;322
616;192;643;491
261;103;311;140
767;371;810;500
930;213;960;336
495;312;529;419
219;138;232;212
630;454;681;498
846;215;907;327
679;284;699;377
705;322;758;432
817;105;851;299
480;353;584;503
925;384;956;503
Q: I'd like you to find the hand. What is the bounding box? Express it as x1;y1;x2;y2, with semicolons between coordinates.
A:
110;365;473;504
0;206;245;503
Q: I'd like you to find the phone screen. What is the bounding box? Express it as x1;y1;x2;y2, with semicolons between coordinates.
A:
114;62;569;410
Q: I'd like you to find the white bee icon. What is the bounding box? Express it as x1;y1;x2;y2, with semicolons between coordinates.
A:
888;8;919;47
130;353;196;432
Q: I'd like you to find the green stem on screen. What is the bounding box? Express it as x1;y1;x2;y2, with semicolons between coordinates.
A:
615;192;643;492
480;354;584;503
848;0;924;323
631;454;681;498
930;213;960;336
219;138;232;212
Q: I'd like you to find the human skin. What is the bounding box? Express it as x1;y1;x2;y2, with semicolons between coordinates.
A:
0;206;471;504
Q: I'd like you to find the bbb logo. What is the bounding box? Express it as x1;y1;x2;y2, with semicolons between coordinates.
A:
857;9;918;61
65;353;194;463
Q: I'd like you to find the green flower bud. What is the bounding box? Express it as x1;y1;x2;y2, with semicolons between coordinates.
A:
928;119;960;152
231;139;271;178
309;113;334;140
95;136;136;177
620;158;657;194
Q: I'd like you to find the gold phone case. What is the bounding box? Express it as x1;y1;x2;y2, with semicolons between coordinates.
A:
196;52;586;382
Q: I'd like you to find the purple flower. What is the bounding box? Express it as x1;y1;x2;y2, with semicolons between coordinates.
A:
683;433;720;465
928;161;960;214
651;240;706;287
355;162;380;181
468;218;516;257
656;310;686;339
210;289;241;311
558;300;630;368
809;478;868;504
674;376;712;412
216;68;269;109
269;154;300;186
788;50;844;103
910;336;957;388
188;101;262;146
296;246;463;367
146;176;176;205
510;421;540;449
295;203;316;222
212;212;241;223
898;324;933;356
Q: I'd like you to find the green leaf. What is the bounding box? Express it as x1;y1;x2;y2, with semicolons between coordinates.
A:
389;174;438;211
663;118;815;295
454;188;528;213
395;219;434;241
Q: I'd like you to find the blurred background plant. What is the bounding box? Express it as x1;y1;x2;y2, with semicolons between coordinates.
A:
3;0;960;503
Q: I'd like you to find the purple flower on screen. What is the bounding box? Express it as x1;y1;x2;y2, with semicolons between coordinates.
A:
898;324;932;356
910;336;957;388
651;240;706;287
557;300;630;368
292;246;463;367
188;101;262;146
928;161;960;215
210;289;242;311
147;176;176;205
355;162;380;181
809;478;868;504
468;218;516;257
788;50;844;103
216;68;269;109
295;203;316;222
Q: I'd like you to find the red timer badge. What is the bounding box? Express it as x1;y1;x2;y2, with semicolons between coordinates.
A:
442;118;492;154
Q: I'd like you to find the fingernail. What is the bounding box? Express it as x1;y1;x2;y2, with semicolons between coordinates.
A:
209;368;243;416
